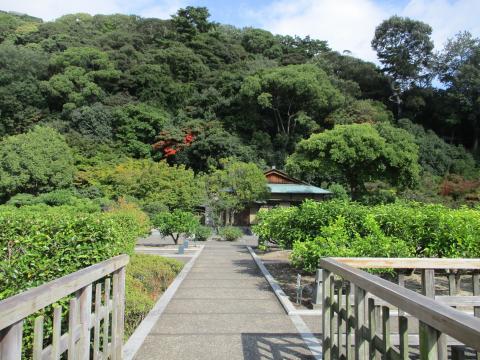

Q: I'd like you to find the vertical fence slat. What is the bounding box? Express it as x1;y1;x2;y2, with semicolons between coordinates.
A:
346;282;353;360
398;316;408;360
338;279;347;359
473;273;480;360
312;269;323;309
68;298;78;360
382;306;391;360
451;346;466;360
33;316;44;360
103;278;111;357
367;298;376;360
419;321;438;360
116;266;126;359
0;320;23;360
448;273;457;295
355;286;367;360
93;283;102;360
78;285;92;360
322;269;332;360
112;270;120;360
330;277;336;360
338;280;345;359
51;306;62;360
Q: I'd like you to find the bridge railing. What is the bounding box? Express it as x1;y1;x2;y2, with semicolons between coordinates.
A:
319;257;480;359
0;254;129;360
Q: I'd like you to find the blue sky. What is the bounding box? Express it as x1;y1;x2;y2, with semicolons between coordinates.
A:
1;0;479;62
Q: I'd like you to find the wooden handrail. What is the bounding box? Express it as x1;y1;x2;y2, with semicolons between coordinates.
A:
331;257;480;269
0;254;129;330
319;257;480;351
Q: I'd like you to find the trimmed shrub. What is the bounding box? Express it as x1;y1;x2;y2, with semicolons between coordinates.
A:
0;203;150;300
218;226;243;241
125;254;183;338
194;225;212;241
254;199;480;272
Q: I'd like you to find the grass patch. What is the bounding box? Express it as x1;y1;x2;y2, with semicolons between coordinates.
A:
125;254;183;338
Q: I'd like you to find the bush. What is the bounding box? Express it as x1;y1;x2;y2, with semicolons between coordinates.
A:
125;254;183;338
194;225;212;241
0;203;150;300
218;226;243;241
254;199;480;272
290;215;414;272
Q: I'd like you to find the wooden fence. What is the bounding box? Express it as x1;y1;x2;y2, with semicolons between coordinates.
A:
319;257;480;360
0;255;129;360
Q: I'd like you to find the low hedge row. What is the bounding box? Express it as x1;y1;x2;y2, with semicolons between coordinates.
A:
0;203;150;300
253;200;480;272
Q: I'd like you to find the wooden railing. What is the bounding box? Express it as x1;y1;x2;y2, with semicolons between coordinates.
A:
319;257;480;360
0;255;129;360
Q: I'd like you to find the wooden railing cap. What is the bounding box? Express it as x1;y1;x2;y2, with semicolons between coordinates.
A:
0;255;129;330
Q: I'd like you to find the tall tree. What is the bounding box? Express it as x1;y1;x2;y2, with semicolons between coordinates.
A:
435;32;480;152
372;16;434;118
240;64;344;145
286;124;420;198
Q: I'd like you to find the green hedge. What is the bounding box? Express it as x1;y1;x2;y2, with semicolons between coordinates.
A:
0;204;150;300
253;200;480;272
218;226;243;241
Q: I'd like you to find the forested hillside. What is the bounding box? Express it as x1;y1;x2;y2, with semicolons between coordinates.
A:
0;7;479;205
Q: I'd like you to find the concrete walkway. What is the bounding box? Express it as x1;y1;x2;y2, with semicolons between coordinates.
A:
134;240;316;359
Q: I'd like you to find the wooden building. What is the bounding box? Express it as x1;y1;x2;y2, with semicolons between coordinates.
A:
234;168;332;226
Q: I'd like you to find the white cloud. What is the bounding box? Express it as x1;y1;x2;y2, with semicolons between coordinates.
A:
0;0;185;21
0;0;122;20
256;0;388;62
401;0;480;49
256;0;480;63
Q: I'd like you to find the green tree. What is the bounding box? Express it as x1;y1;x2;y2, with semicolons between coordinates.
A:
172;6;214;40
204;160;269;226
240;64;344;144
42;47;120;111
0;126;76;200
0;43;48;136
77;158;205;211
153;210;200;244
435;32;480;152
286;123;420;198
113;103;171;158
372;16;434;118
326;99;393;125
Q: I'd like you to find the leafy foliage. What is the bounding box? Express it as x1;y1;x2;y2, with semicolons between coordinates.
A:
153;210;200;244
125;254;183;337
286;123;420;198
0;203;150;300
0;126;76;201
254;200;480;271
218;226;243;241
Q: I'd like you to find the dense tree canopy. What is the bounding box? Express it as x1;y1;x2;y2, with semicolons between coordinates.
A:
0;7;478;207
286;124;420;198
0;126;76;200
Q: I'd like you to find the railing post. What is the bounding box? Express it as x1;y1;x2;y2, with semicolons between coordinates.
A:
0;321;23;360
112;266;126;360
421;269;445;359
312;269;323;309
78;284;93;360
322;269;332;360
355;286;367;360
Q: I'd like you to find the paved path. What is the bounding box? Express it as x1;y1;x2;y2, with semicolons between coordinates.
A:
134;240;316;360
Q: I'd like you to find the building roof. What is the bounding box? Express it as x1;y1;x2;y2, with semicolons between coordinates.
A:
264;168;307;185
268;183;331;194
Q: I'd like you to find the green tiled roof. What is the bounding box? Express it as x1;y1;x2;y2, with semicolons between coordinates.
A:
268;184;331;194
